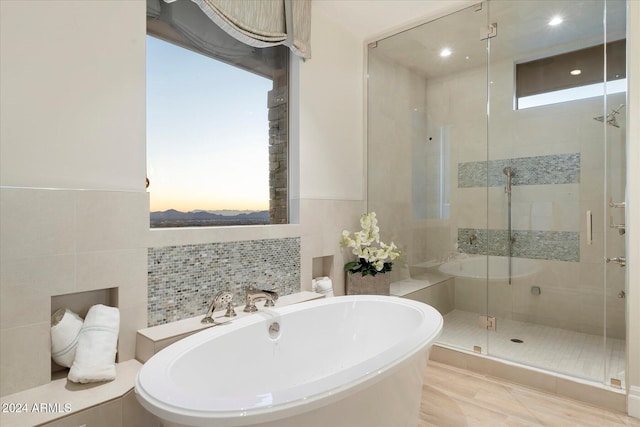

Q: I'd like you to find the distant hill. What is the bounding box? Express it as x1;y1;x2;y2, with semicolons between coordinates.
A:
192;209;260;216
150;209;270;227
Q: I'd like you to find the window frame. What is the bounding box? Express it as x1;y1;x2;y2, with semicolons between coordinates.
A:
146;12;293;228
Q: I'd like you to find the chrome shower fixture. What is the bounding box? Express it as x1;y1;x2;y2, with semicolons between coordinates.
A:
594;104;624;128
503;166;514;284
503;166;514;193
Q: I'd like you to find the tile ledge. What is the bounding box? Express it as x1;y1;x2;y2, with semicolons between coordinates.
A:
139;291;324;343
0;359;142;427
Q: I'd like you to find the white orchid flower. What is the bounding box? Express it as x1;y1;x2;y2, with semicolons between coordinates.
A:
341;212;401;276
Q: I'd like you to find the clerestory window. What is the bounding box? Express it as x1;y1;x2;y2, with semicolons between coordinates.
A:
516;39;626;110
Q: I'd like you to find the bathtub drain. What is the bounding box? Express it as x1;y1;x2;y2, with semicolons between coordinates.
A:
510;338;524;343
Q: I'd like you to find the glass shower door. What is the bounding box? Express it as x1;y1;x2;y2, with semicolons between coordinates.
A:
365;0;627;387
486;0;627;386
366;3;491;356
604;76;627;389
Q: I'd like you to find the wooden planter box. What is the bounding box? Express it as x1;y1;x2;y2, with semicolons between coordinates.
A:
346;272;391;296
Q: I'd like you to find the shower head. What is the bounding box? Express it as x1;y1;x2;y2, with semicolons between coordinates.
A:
594;104;624;128
594;115;620;128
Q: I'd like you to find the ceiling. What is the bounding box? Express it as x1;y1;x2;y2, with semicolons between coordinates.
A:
314;0;627;80
312;0;473;41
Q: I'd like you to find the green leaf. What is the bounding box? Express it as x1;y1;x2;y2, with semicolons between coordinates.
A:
344;262;361;273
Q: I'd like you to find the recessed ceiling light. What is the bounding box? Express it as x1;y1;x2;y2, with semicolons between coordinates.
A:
440;48;452;58
570;69;582;76
549;16;563;26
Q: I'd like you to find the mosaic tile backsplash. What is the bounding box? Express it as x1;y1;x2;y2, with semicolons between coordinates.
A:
458;228;579;262
458;153;580;188
148;237;300;326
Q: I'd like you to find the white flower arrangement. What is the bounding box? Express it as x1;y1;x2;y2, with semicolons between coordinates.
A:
340;212;400;276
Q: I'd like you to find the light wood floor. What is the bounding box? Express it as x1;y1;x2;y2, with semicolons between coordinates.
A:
419;362;640;426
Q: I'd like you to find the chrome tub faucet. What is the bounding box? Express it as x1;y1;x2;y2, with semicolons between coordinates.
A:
244;286;278;312
202;291;236;324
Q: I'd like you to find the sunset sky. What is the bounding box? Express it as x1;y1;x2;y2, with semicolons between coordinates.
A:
146;36;271;212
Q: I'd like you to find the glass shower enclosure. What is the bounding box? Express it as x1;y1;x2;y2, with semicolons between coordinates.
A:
367;0;627;387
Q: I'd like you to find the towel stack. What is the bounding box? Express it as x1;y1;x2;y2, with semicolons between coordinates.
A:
50;304;120;384
50;308;83;368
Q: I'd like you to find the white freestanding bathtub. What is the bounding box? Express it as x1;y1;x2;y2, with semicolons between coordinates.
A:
135;295;443;427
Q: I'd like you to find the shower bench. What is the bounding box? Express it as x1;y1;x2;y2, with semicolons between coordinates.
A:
391;266;454;315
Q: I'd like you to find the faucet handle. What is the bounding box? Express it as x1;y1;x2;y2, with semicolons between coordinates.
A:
225;302;237;317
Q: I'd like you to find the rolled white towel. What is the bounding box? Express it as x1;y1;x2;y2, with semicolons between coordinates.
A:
313;277;334;297
68;304;120;384
51;308;84;368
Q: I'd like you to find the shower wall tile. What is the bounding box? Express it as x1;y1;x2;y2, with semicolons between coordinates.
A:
580;230;605;264
458;153;580;188
147;238;300;326
533;259;580;289
458;228;579;262
579;263;605;289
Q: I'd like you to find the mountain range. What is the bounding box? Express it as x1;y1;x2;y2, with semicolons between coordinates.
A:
150;209;270;227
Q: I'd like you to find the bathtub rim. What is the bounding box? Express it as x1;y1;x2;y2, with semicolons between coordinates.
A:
135;295;443;427
438;254;540;280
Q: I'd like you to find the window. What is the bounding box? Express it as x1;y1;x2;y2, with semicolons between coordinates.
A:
516;39;626;109
146;0;289;227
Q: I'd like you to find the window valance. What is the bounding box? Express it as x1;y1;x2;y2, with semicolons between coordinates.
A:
150;0;311;59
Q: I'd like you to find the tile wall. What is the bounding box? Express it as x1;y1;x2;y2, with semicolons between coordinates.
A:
147;238;300;326
458;153;581;188
457;152;582;262
457;228;579;262
0;188;148;396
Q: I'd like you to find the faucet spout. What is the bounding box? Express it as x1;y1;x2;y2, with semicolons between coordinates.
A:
244;286;279;312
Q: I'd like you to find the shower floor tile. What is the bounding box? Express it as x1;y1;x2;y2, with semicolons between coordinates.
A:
438;309;626;388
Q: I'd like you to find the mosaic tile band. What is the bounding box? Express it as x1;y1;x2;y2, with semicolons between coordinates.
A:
458;228;579;262
458;153;580;188
148;237;300;326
